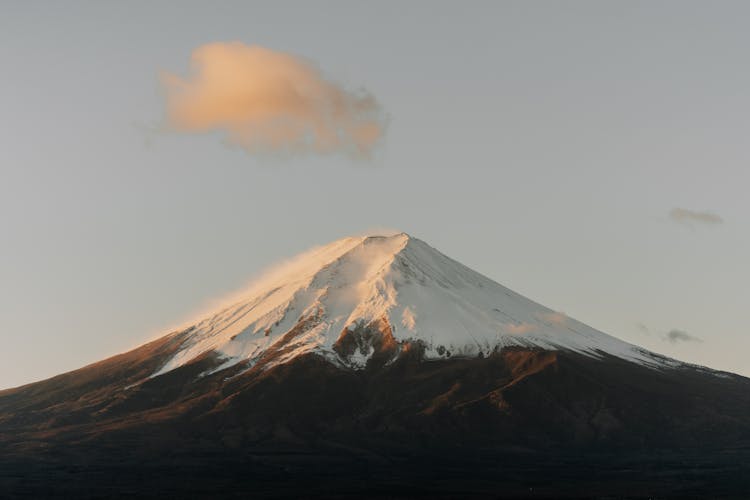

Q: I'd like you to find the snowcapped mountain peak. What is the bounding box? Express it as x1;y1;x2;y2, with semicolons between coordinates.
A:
153;232;671;377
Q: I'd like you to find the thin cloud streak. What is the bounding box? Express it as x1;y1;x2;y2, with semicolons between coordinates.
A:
665;329;702;344
670;208;723;226
162;42;387;158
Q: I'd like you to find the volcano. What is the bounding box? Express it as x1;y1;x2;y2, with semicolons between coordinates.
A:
1;233;749;498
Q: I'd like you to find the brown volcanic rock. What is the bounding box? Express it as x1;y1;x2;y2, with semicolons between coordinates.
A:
333;316;401;368
1;343;750;497
0;331;188;432
2;344;749;453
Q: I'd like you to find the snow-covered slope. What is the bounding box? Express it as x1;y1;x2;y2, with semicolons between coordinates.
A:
154;233;672;377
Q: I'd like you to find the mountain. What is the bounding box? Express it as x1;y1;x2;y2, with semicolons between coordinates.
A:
152;233;671;376
1;233;749;499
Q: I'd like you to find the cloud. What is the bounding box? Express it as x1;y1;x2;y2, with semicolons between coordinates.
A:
162;42;387;157
669;208;723;226
664;329;702;344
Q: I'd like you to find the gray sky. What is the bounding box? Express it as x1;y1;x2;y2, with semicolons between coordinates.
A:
1;1;748;389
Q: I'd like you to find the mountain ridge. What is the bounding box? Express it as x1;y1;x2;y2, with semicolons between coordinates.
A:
150;232;684;382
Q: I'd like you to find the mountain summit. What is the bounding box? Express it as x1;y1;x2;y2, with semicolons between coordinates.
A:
155;232;668;378
1;233;749;498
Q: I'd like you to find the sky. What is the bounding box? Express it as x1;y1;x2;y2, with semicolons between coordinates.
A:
1;1;748;389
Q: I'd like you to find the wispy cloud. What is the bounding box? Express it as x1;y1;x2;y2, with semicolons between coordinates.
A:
665;329;702;344
162;42;387;158
669;208;723;226
637;323;702;344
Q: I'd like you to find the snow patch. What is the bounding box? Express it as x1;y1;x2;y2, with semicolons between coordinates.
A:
401;307;416;331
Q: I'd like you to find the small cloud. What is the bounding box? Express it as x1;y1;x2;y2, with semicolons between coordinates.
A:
161;42;387;158
669;208;723;226
664;329;702;344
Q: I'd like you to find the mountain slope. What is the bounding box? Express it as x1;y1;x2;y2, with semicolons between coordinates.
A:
1;345;749;498
1;232;749;498
153;233;676;378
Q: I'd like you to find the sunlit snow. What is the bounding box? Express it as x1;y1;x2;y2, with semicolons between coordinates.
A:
153;233;675;378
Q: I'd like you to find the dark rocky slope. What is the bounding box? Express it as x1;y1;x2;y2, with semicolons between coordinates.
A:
1;338;749;498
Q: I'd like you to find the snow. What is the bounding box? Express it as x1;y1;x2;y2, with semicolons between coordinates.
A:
152;232;676;378
401;307;416;331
